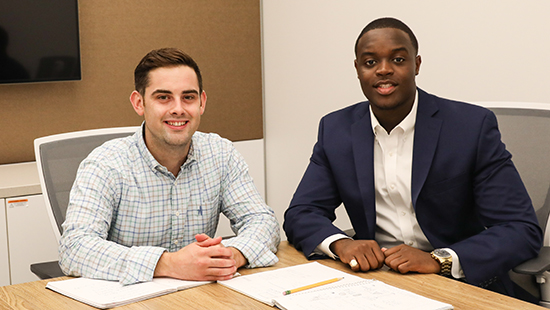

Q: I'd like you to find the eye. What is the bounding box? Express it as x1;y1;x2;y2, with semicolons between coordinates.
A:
157;95;169;100
393;57;405;63
364;59;376;66
183;94;196;101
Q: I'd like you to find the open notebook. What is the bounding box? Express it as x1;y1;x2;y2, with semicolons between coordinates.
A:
273;278;452;310
219;262;452;310
46;277;212;309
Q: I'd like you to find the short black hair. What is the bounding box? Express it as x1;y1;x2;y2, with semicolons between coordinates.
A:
134;48;203;96
354;17;418;56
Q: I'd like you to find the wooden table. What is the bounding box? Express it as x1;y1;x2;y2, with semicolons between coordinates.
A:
0;241;545;309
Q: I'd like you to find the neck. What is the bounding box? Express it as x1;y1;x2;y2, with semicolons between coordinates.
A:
153;150;188;177
143;134;190;177
372;100;414;133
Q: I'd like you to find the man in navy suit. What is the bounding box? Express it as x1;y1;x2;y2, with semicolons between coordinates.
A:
283;17;542;298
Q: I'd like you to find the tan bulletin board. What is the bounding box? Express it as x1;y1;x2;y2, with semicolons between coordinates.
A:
0;0;263;165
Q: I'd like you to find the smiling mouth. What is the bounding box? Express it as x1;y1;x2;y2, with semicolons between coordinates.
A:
375;82;396;95
166;121;188;126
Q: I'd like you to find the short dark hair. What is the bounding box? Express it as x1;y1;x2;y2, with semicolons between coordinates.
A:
354;17;418;56
134;48;203;96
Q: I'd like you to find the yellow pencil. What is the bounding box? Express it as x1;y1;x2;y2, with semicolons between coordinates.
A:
282;277;344;295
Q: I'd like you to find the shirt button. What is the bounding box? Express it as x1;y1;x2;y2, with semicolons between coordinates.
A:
173;240;179;245
175;211;180;217
389;152;394;157
390;184;396;190
401;211;406;216
407;241;414;246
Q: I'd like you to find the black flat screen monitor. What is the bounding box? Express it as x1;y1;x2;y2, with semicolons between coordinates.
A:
0;0;81;85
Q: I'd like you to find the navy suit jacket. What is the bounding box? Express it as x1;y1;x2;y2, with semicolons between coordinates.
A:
284;89;542;290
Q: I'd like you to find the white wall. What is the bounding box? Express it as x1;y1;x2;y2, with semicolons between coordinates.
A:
262;0;550;239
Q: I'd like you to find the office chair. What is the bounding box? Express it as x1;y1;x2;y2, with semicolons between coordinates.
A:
31;126;139;279
475;102;550;307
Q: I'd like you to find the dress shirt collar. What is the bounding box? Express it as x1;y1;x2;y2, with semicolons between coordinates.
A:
136;122;198;176
369;90;419;135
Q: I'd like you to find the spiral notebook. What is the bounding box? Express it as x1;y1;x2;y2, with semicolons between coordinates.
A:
219;262;452;310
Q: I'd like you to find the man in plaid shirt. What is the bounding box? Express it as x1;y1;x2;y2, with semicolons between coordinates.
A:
59;48;280;285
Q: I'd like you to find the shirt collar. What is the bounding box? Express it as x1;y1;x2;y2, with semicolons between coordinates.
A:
136;122;160;171
136;122;197;175
369;90;418;135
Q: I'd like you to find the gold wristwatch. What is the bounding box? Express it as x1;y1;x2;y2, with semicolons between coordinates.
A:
431;249;452;276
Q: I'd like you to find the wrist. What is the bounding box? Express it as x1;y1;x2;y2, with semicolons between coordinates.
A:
431;249;452;276
329;238;353;257
229;247;247;268
154;251;173;278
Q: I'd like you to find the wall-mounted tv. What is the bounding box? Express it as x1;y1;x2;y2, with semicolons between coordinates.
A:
0;0;81;85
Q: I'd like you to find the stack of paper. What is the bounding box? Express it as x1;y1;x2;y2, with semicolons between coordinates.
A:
219;262;452;310
46;277;212;309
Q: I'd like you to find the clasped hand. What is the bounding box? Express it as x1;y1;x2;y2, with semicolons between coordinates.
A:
330;239;440;274
154;234;247;281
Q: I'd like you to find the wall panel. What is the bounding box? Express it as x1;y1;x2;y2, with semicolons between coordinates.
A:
0;0;262;164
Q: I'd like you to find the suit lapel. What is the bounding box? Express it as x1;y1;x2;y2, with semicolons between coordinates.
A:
411;89;442;207
351;109;377;238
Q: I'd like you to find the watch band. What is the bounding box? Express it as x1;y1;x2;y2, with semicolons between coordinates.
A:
431;249;452;276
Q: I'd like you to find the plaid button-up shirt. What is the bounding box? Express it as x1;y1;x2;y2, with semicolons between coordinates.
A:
60;125;280;285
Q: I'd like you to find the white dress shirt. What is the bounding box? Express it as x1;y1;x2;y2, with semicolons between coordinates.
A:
316;92;464;279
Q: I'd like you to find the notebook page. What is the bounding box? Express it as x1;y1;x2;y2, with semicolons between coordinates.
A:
46;278;176;309
218;262;363;306
153;277;213;290
273;279;453;310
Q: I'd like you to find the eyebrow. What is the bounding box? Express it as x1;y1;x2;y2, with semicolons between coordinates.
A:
151;89;172;96
181;89;199;95
391;47;410;54
151;89;199;96
359;47;410;58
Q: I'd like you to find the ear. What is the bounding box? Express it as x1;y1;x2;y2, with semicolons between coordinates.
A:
415;55;422;76
354;59;359;77
130;90;145;116
199;90;207;115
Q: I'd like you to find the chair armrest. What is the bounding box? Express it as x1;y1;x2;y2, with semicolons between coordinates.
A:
513;246;550;275
30;260;64;279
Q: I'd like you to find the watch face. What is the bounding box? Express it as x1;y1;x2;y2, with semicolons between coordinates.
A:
433;249;451;258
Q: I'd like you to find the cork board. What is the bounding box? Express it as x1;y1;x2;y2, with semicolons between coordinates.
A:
0;0;263;165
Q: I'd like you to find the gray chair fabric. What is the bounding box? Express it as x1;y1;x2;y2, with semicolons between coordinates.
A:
31;127;139;279
478;105;550;307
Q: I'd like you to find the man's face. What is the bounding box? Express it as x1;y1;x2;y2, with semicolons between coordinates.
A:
354;27;421;113
130;65;206;157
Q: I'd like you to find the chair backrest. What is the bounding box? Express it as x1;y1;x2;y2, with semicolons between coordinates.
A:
34;126;139;242
475;102;550;245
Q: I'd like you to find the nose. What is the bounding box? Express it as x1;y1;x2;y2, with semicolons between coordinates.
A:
170;98;186;115
376;60;393;76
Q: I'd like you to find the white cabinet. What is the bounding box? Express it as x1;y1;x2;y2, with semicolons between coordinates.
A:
0;162;58;285
0;199;10;287
5;194;58;284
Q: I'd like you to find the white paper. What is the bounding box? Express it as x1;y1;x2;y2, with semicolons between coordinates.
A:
273;279;453;310
219;262;452;310
46;277;212;309
218;262;364;306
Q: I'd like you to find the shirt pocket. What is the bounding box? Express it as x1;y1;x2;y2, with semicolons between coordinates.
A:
186;184;222;235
